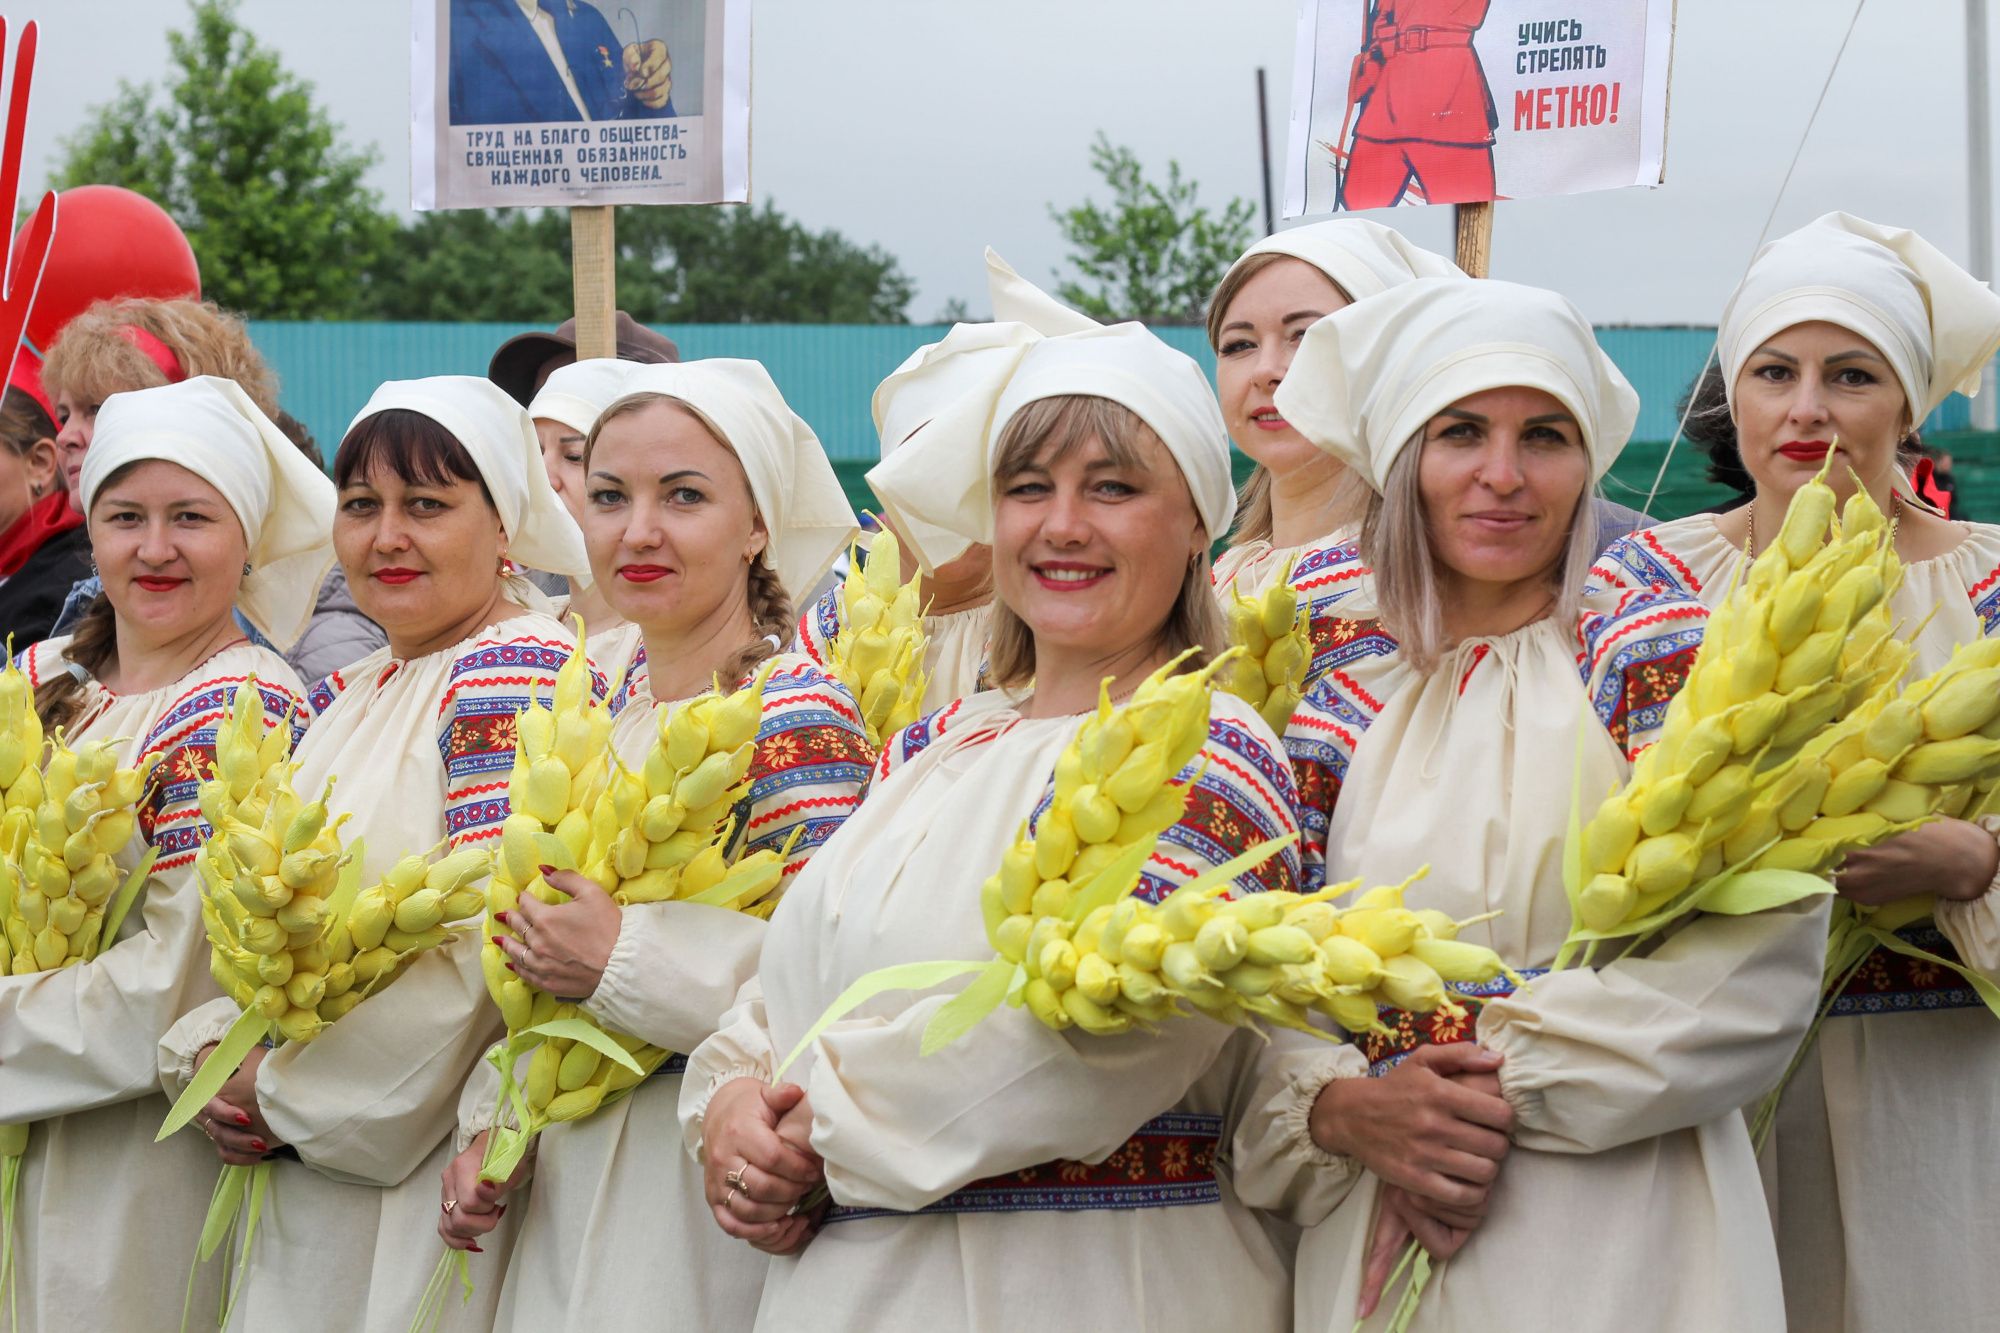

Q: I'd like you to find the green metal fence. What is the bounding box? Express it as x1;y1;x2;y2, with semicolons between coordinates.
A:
245;321;1987;524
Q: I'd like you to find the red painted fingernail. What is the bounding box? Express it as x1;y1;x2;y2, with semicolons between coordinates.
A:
491;936;506;948
250;1139;267;1152
538;863;556;876
496;1205;506;1217
468;1244;484;1254
236;1113;252;1127
505;962;516;972
494;912;510;925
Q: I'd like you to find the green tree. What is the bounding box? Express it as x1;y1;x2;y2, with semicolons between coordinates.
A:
616;202;914;323
54;0;391;319
371;202;916;323
367;210;574;322
1049;133;1258;324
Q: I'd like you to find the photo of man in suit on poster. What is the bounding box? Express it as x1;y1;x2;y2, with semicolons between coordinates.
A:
449;0;677;125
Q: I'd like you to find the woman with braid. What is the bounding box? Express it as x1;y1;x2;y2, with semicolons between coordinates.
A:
437;360;873;1332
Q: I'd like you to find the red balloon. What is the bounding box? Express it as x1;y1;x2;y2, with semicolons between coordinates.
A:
14;185;201;353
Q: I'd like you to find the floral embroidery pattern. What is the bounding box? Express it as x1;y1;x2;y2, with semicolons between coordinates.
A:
822;1113;1225;1222
1830;924;1984;1016
1361;971;1548;1077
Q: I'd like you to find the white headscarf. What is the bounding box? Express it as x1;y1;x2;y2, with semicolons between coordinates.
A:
986;248;1100;335
1219;218;1464;305
84;376;336;650
871;322;1043;459
617;361;857;602
1719;211;2000;420
1275;277;1639;491
867;321;1237;571
348;376;589;582
527;358;637;437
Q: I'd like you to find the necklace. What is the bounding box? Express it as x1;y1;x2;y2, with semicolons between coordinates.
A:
1746;489;1902;557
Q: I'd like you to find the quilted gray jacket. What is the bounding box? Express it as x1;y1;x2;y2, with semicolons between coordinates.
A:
287;565;386;686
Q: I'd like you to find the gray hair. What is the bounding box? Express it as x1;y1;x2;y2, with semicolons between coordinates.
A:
1361;433;1599;674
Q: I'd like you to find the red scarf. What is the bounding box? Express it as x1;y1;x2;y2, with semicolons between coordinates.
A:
0;491;84;577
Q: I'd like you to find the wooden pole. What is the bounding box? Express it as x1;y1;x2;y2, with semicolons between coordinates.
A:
570;205;618;358
1453;201;1494;278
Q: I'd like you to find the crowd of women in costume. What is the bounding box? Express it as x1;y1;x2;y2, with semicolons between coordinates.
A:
0;208;1994;1333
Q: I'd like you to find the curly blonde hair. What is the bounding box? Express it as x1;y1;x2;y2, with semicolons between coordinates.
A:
40;297;279;416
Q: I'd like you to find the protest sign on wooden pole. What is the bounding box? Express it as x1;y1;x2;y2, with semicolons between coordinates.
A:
410;0;753;370
570;205;618;358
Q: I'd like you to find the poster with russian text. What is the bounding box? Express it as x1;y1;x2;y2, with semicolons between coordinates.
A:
1283;0;1673;217
412;0;750;210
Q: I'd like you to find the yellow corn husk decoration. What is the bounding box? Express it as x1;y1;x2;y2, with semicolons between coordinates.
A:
1218;558;1313;735
826;530;930;749
1742;635;2000;1155
992;859;1517;1043
165;683;491;1324
0;649;166;1316
1560;463;1902;963
0;729;161;978
0;646;46;818
771;652;1520;1092
475;648;793;1185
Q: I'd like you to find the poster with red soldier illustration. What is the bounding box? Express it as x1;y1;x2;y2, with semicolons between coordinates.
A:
411;0;750;210
1283;0;1673;217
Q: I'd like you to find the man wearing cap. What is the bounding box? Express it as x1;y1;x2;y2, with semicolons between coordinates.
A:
451;0;675;126
487;309;681;405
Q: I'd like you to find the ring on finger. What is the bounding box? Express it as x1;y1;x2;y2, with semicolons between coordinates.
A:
724;1165;748;1192
444;1199;458;1215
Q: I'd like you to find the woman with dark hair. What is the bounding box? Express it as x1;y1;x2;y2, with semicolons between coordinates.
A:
0;362;88;645
160;376;595;1332
2;376;325;1330
437;359;873;1330
1590;213;2000;1333
1246;277;1818;1332
680;320;1307;1330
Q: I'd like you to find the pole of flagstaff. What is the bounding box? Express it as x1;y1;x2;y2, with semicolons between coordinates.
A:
1257;67;1277;236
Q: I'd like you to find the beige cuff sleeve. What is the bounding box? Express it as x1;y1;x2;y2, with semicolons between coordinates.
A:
1936;817;2000;977
157;997;245;1098
1224;1035;1368;1226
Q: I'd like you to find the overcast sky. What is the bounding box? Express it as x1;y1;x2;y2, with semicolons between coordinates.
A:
12;0;1992;324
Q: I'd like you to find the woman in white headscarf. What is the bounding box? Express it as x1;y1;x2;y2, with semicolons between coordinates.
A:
529;357;647;692
4;375;326;1331
1237;278;1823;1331
795;255;1069;710
1590;212;2000;1333
158;376;596;1332
1207;220;1460;608
434;360;874;1331
679;319;1314;1332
